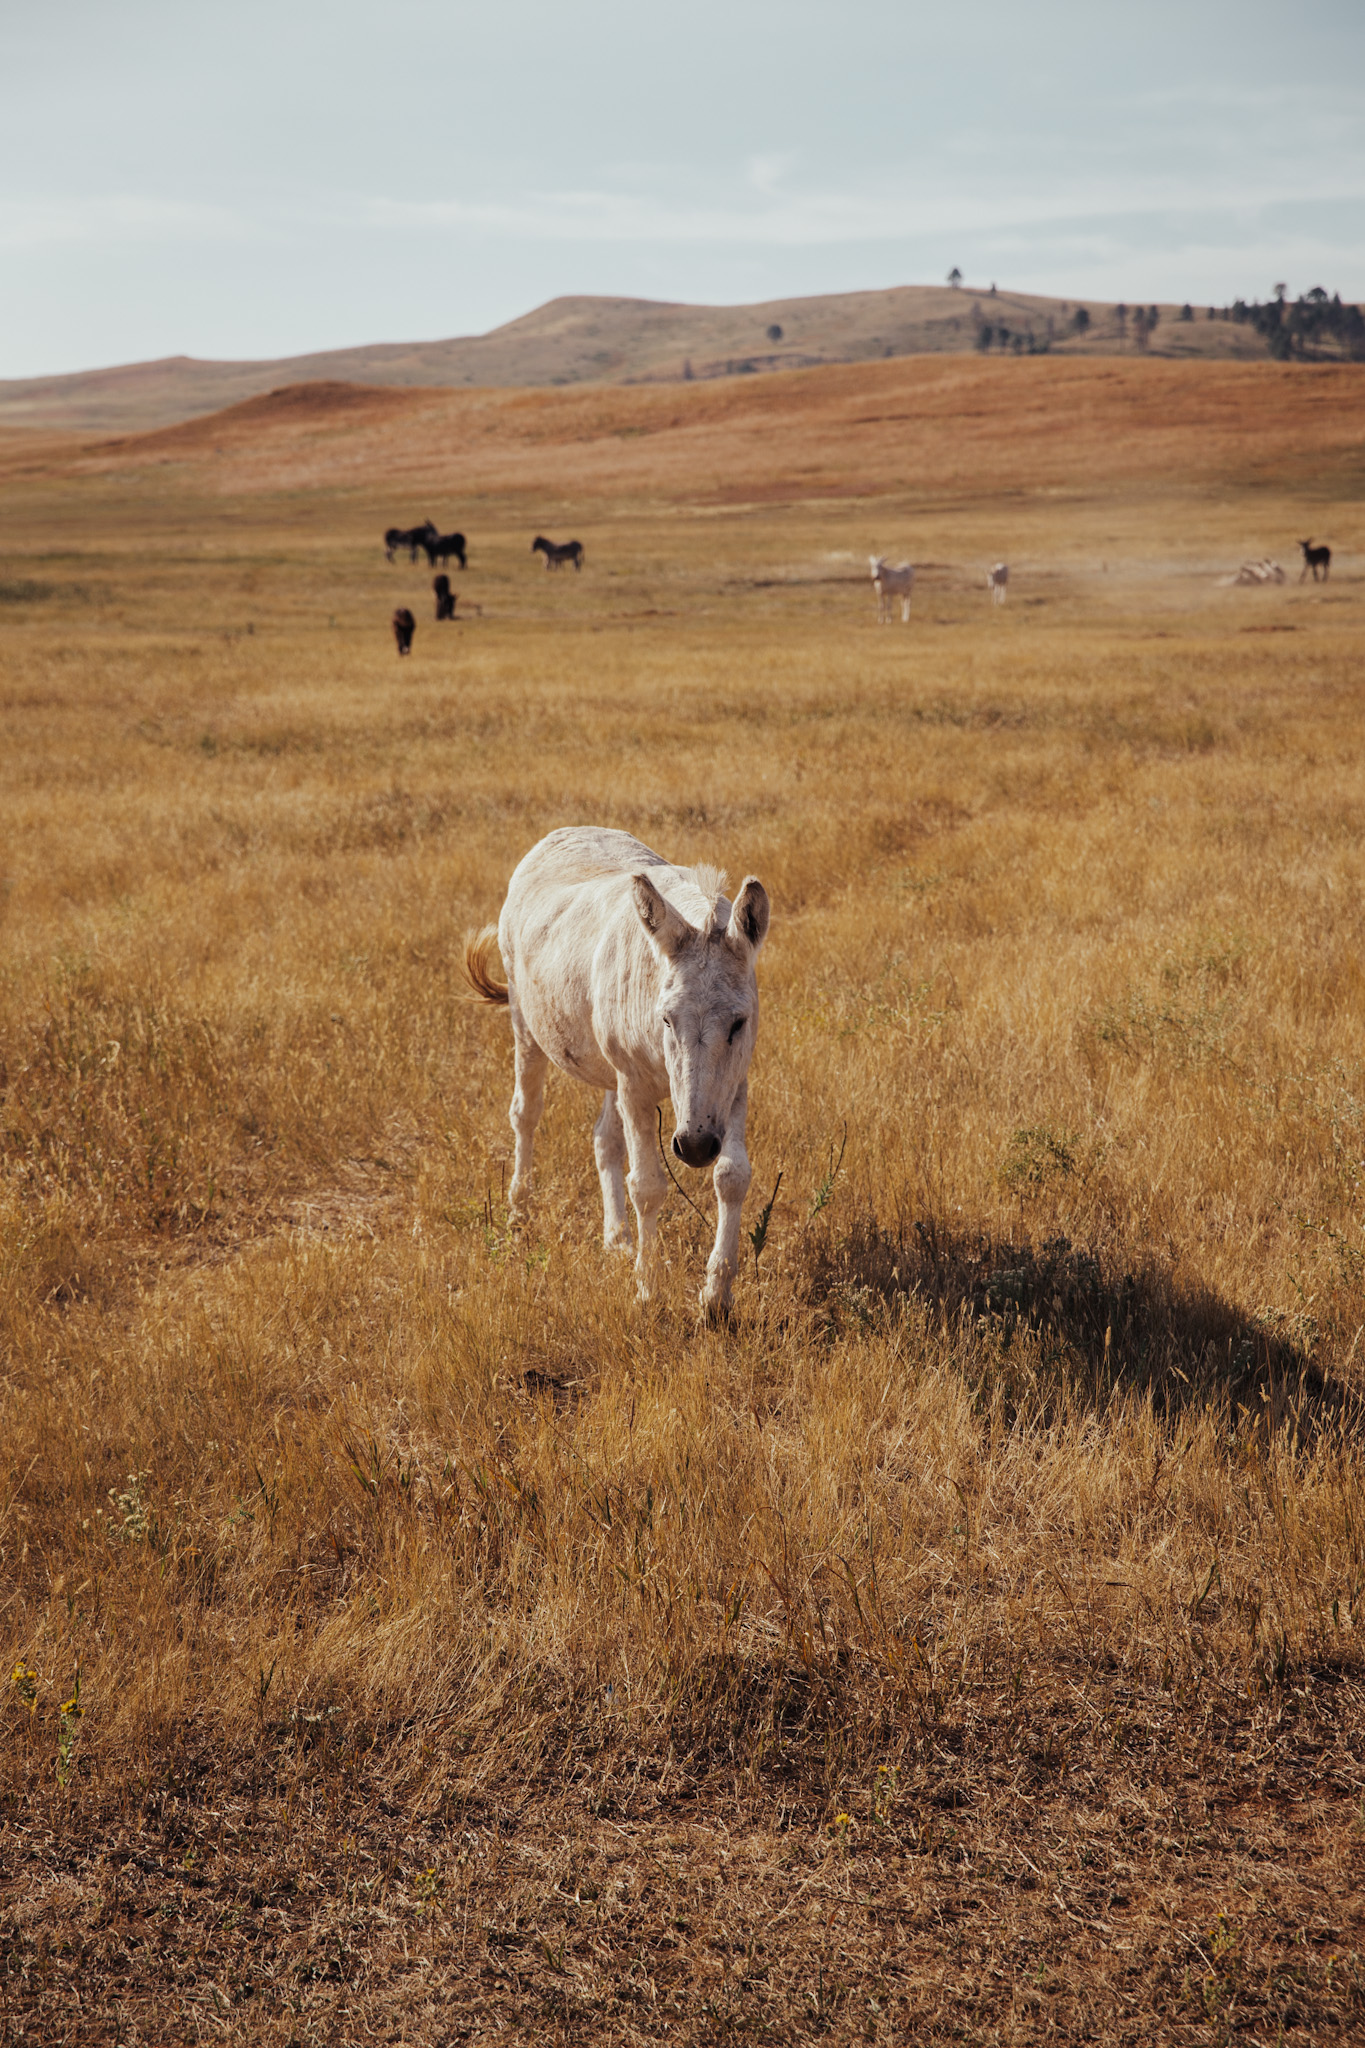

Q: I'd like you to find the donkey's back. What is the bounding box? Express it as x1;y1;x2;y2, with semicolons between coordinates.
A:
507;825;670;907
501;822;724;954
498;828;719;1079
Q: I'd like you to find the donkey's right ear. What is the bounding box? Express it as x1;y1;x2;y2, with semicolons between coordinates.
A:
633;873;698;961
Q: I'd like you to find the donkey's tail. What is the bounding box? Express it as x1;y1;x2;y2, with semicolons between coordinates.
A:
463;925;509;1004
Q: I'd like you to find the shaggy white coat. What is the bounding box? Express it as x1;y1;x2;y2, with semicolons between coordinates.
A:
465;826;770;1315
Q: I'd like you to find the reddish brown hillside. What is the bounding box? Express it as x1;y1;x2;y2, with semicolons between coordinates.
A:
20;356;1365;509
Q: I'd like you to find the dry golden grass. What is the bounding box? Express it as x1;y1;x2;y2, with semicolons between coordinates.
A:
3;359;1365;2041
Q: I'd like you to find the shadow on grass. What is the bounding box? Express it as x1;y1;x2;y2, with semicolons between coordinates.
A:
808;1212;1356;1435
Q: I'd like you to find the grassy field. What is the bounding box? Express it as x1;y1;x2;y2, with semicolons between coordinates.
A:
3;357;1365;2042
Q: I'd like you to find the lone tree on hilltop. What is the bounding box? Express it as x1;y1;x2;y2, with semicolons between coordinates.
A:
766;323;783;343
1180;303;1194;321
947;266;963;288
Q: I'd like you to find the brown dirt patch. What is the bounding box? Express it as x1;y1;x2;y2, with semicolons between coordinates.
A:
5;1676;1362;2044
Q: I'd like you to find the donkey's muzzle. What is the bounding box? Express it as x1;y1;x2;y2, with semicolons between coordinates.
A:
673;1131;721;1169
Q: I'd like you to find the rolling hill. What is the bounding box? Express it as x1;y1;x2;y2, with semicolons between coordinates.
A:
0;283;1272;435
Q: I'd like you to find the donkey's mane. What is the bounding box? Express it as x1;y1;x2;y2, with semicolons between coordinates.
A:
687;863;729;931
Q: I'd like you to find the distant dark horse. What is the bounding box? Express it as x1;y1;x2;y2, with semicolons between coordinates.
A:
392;607;416;655
385;520;438;564
1298;539;1331;583
433;575;457;621
532;535;585;572
424;530;467;570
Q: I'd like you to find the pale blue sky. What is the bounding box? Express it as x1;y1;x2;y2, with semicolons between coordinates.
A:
2;0;1362;377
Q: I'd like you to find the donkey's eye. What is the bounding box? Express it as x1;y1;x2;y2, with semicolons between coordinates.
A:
728;1016;747;1043
662;1014;676;1034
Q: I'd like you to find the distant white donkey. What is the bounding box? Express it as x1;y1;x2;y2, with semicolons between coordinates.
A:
464;826;770;1316
870;555;915;623
987;562;1009;604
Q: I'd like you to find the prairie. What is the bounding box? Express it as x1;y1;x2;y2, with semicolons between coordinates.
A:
3;356;1365;2042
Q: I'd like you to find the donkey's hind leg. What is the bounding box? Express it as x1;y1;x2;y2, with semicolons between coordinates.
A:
594;1091;632;1253
507;997;550;1222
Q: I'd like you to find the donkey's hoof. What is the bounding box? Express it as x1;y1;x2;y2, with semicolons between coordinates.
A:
698;1288;735;1326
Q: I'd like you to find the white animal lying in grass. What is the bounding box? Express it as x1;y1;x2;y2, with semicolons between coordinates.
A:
870;555;915;622
464;826;770;1316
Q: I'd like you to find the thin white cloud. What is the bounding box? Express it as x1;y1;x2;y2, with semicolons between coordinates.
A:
0;194;248;251
359;173;1365;249
1133;80;1365;116
747;153;797;198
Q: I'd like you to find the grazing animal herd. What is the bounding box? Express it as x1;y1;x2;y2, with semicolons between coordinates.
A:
868;557;1009;622
382;518;1337;653
382;517;585;653
383;520;467;569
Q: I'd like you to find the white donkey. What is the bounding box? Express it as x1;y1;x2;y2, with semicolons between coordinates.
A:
987;562;1009;604
870;555;915;623
464;826;770;1316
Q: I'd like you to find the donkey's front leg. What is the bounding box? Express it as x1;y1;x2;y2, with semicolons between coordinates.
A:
593;1090;633;1253
702;1083;753;1318
618;1085;670;1299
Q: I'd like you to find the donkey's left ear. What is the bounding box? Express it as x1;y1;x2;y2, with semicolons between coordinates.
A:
729;877;770;958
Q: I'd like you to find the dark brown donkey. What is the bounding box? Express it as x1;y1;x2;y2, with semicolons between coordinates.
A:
1298;539;1331;582
532;535;585;571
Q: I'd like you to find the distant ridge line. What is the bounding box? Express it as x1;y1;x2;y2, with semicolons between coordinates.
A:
0;283;1288;434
